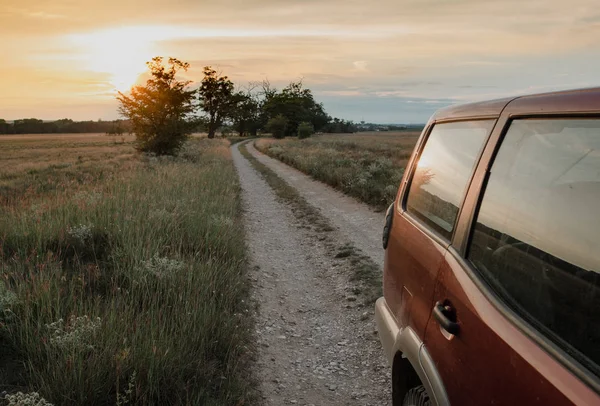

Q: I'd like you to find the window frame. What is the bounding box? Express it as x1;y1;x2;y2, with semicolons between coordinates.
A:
458;113;600;394
399;117;497;247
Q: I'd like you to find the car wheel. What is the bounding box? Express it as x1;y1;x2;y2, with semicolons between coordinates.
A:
402;385;431;406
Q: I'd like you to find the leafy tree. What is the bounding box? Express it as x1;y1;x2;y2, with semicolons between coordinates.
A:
266;115;288;139
198;67;234;139
262;80;329;137
230;90;261;137
297;121;314;139
117;57;196;155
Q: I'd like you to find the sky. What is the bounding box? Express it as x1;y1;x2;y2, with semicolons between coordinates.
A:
1;0;600;123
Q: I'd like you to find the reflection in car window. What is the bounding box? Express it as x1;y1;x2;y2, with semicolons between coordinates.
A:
469;119;600;374
406;120;493;240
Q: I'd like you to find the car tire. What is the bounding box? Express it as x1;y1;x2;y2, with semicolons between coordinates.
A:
402;385;431;406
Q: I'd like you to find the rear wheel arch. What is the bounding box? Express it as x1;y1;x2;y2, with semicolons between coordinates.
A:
393;351;422;405
392;327;451;406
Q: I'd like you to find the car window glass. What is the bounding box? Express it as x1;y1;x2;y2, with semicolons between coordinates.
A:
406;120;494;240
468;119;600;373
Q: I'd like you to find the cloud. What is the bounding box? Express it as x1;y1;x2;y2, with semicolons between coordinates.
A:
27;11;65;19
1;0;600;122
353;61;368;71
321;90;364;97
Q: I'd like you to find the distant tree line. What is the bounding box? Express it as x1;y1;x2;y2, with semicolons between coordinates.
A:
0;118;131;135
355;121;425;132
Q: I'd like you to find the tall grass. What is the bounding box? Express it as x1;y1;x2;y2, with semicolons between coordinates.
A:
0;139;255;405
255;133;419;210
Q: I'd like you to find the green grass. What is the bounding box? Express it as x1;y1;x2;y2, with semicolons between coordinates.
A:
0;139;256;405
254;132;419;210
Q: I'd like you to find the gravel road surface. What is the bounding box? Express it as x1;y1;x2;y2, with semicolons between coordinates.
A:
232;141;391;405
245;142;386;268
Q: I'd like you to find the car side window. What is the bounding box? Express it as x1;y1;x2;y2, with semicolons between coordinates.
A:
468;119;600;374
405;120;494;240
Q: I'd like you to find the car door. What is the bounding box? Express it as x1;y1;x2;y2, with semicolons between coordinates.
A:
424;115;600;405
387;120;496;340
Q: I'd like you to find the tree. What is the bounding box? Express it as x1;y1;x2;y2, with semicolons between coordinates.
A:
106;122;125;136
0;119;11;134
230;90;261;137
261;80;329;137
117;57;196;155
297;121;314;139
266;115;288;139
323;118;357;133
198;67;234;139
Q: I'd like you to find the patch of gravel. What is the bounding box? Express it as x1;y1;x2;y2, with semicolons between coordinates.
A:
246;141;386;269
232;142;391;405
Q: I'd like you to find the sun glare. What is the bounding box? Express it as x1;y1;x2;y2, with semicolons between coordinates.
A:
68;27;163;92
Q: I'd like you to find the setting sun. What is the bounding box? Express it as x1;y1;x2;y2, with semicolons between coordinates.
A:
66;27;160;91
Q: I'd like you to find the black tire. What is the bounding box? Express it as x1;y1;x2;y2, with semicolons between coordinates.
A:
402;385;431;406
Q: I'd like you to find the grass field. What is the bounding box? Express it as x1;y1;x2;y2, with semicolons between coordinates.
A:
0;134;255;405
255;131;420;210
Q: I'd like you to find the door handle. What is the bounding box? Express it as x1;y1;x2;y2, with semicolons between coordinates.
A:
433;301;460;335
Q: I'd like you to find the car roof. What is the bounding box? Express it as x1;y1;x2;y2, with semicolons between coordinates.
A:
431;87;600;122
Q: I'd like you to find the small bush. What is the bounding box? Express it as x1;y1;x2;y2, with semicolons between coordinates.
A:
266;115;288;139
297;122;314;139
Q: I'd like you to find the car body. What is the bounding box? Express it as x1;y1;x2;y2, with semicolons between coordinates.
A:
376;88;600;405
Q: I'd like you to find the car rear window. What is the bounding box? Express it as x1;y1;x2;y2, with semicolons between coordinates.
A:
468;118;600;374
405;120;494;240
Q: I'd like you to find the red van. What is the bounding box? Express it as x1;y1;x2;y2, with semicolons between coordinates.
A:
376;88;600;405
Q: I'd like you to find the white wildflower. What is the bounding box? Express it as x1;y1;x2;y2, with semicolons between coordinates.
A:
67;224;93;245
138;255;185;279
0;281;18;313
46;315;101;350
116;371;137;406
4;391;54;406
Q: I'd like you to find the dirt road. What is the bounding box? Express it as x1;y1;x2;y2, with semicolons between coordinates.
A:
232;141;391;405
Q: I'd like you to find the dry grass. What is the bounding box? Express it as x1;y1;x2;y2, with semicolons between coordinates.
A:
255;131;420;210
0;135;255;405
0;134;138;208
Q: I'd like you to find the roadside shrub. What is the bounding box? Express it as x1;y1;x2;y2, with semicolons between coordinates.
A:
297;122;314;139
266;115;288;139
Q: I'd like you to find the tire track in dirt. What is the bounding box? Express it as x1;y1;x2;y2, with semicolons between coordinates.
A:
245;141;386;269
232;141;390;405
